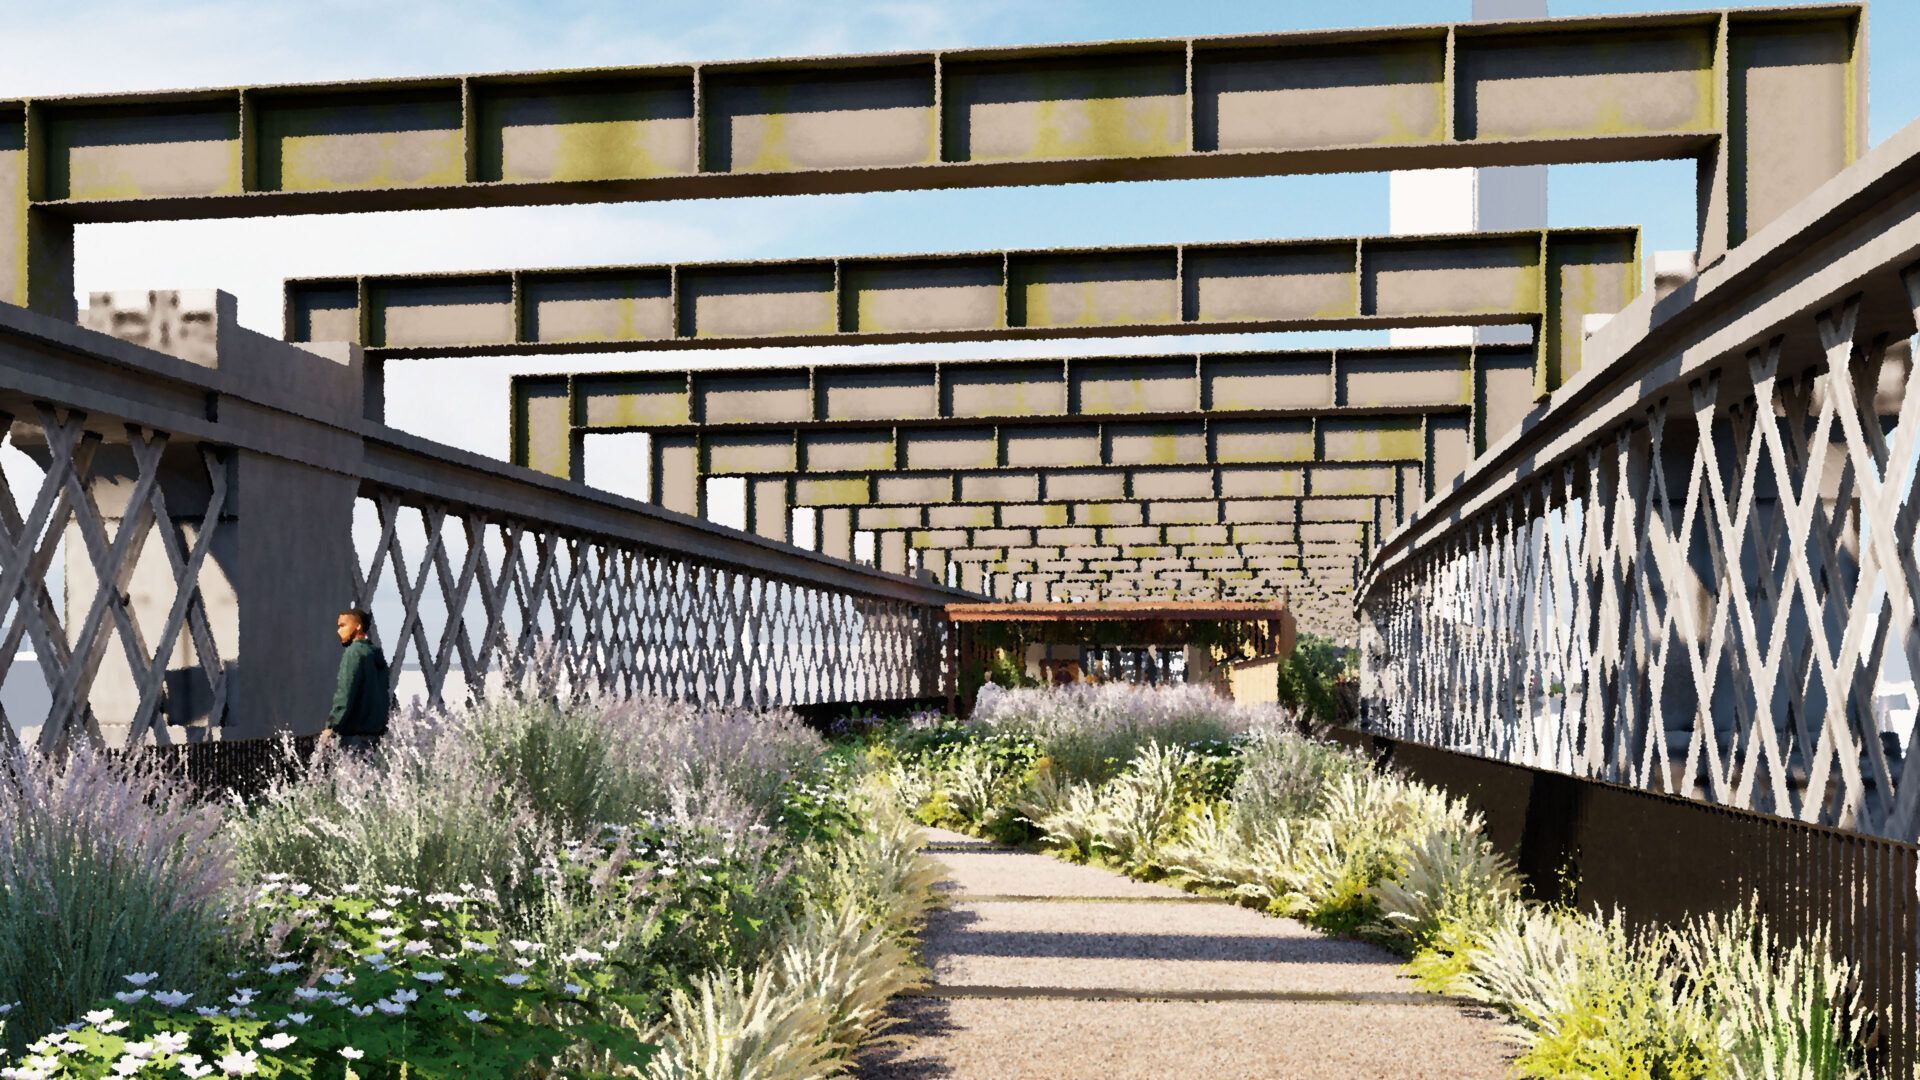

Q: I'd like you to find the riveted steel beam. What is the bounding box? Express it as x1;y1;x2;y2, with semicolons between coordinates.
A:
4;6;1861;318
514;342;1538;473
685;462;1419;523
310;229;1635;398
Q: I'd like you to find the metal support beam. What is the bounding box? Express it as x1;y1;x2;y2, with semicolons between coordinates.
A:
512;343;1534;478
2;6;1861;313
310;230;1635;401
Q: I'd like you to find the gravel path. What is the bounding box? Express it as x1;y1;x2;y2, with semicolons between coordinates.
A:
853;828;1512;1080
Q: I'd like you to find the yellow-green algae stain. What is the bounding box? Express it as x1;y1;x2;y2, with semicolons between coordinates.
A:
794;478;871;505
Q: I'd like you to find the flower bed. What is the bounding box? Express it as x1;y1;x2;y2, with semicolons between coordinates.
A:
0;696;945;1080
868;686;1886;1080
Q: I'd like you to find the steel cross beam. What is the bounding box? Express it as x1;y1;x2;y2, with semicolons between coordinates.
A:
699;462;1415;538
820;494;1391;531
4;6;1860;319
309;229;1635;398
512;342;1534;479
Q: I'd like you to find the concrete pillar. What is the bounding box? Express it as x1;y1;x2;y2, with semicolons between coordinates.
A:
51;291;362;746
818;508;853;561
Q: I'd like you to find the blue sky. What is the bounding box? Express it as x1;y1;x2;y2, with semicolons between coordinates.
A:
5;0;1915;471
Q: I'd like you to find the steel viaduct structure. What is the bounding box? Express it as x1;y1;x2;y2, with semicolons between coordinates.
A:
5;6;1917;838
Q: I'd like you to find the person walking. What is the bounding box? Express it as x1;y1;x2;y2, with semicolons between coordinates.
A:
322;608;390;752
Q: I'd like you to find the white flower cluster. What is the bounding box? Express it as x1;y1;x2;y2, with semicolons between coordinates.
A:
0;875;572;1080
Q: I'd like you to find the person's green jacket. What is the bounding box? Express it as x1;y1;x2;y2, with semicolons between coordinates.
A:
329;638;391;736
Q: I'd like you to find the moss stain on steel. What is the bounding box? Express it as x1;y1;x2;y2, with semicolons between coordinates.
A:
544;117;689;181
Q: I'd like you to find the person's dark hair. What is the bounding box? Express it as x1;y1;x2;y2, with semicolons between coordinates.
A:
338;608;374;633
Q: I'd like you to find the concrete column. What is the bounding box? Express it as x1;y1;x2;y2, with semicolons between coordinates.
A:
51;291;363;745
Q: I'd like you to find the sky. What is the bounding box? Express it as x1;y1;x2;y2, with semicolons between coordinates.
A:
5;0;1918;497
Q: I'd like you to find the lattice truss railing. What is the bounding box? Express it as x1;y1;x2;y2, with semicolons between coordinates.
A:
1361;278;1920;839
353;487;946;712
0;405;229;753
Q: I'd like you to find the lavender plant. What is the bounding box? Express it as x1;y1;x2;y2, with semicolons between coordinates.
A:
968;683;1271;784
0;744;242;1055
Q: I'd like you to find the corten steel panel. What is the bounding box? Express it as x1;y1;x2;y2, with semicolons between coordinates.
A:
1194;38;1446;152
704;65;937;173
1320;416;1424;461
1071;358;1199;414
514;377;573;478
1008;250;1182;328
1728;17;1860;259
1182;244;1360;322
474;77;697;183
1212;419;1315;463
817;365;941;420
1060;473;1129;499
800;430;894;472
1106;422;1204;466
291;230;1631;375
254;88;467;192
651;434;700;515
1133;468;1216;500
929;504;995;528
523;271;674;344
942;52;1189;164
2;8;1863;318
961;473;1040;502
681;266;836;338
1338;350;1473;406
793;476;872;506
902;427;996;470
580;374;688;427
703;431;795;473
944;359;1068;417
875;474;953;503
1203;354;1335;409
1476;347;1535;452
694;370;812;423
842;258;1004;334
1455;24;1716;142
288;282;359;345
1429;414;1473;491
45;104;242;201
1218;468;1311;498
371;277;514;349
1362;234;1541;317
1002;426;1103;468
1542;232;1642;391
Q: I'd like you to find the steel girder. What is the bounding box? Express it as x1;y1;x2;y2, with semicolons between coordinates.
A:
3;6;1862;322
308;230;1634;399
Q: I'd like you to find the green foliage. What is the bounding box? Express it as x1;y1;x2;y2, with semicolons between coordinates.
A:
3;691;945;1079
0;745;242;1056
1229;729;1363;822
1275;633;1350;727
1369;820;1522;955
7;882;656;1079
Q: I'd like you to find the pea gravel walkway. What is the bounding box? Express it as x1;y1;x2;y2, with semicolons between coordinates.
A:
852;828;1512;1080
